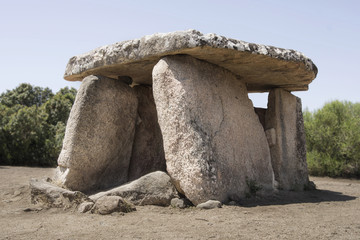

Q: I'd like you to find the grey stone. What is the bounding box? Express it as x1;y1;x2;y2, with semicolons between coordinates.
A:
54;75;138;193
170;198;192;209
30;178;90;209
128;85;166;181
90;171;178;206
91;196;136;215
196;200;222;209
265;128;276;147
64;30;317;92
265;88;309;190
152;55;275;205
78;202;94;213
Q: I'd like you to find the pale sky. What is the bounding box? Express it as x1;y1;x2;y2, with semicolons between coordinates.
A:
1;0;359;111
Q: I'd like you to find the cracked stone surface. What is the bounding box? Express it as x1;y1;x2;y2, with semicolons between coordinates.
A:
89;171;178;206
64;30;317;92
265;88;309;190
128;85;166;181
152;55;275;205
54;75;138;193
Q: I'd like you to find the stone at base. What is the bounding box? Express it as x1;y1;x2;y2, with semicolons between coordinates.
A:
78;202;94;213
30;178;89;209
170;198;192;209
91;196;136;215
90;171;178;206
196;200;222;209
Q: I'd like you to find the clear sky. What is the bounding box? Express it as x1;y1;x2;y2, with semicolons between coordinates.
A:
1;0;359;111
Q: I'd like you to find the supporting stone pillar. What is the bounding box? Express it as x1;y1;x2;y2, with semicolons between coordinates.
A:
54;75;138;193
152;55;274;205
128;85;166;181
265;88;309;190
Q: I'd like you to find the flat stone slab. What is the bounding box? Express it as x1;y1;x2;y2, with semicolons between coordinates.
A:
64;30;317;92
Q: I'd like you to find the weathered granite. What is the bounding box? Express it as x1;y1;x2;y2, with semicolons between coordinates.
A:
91;196;136;215
152;55;275;205
128;85;166;181
265;88;309;190
30;178;90;209
196;200;222;209
78;202;94;213
170;198;193;209
64;30;317;92
54;75;138;193
90;171;178;206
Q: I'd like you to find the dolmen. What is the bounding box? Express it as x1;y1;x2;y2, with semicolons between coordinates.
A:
52;30;318;207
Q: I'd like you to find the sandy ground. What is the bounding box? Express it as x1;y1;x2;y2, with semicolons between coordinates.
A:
0;166;359;240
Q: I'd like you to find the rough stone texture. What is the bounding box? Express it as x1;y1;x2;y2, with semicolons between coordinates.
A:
170;198;193;209
265;128;277;147
54;75;138;193
64;30;317;92
265;88;309;190
196;200;222;209
78;202;94;213
128;85;166;181
30;178;90;209
91;196;136;215
152;55;275;205
90;171;178;206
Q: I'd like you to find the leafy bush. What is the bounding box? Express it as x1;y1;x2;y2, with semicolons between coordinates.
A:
304;101;360;178
0;84;76;167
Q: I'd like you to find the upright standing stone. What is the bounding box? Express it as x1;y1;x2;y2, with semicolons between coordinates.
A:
54;75;138;193
265;88;309;190
128;85;166;181
152;55;275;205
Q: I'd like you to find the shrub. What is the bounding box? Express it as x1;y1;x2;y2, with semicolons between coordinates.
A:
304;101;360;178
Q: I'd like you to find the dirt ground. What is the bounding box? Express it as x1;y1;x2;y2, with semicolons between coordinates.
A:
0;166;359;240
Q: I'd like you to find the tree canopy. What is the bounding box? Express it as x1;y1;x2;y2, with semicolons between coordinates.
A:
304;100;360;178
0;84;77;167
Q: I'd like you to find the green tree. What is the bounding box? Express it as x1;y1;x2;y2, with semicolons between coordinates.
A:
0;84;77;167
304;101;360;177
0;83;53;108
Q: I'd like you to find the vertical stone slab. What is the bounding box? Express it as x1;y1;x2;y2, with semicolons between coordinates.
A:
265;88;309;190
54;75;138;193
128;85;166;181
152;55;274;205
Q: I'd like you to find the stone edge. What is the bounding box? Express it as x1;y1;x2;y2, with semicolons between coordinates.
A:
64;29;318;82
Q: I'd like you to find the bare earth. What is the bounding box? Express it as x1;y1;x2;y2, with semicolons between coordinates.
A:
0;166;359;240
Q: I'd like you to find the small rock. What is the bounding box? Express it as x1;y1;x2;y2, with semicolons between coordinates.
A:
196;200;222;209
91;196;136;215
78;202;94;213
23;207;43;212
30;178;90;209
170;198;192;209
90;171;178;206
13;190;21;197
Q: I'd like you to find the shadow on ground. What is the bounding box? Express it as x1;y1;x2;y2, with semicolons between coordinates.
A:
237;189;357;207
